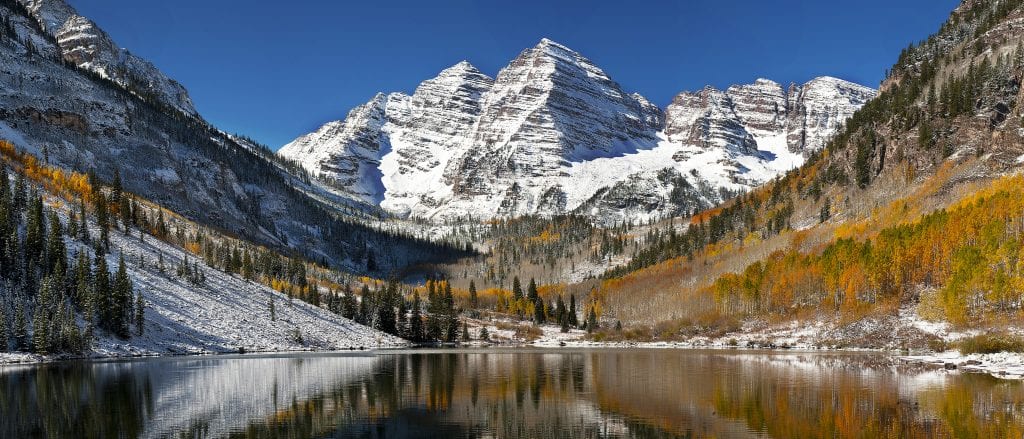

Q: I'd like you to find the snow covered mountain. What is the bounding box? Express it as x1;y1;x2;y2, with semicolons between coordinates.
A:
19;0;196;115
0;0;466;273
282;39;876;223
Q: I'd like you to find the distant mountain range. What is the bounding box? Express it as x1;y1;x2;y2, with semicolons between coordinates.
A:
281;39;876;223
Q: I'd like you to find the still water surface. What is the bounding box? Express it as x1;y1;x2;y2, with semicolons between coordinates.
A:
2;349;1023;438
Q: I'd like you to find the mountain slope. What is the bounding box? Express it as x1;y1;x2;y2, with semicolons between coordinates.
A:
0;0;468;274
281;40;875;224
20;0;196;115
589;0;1024;342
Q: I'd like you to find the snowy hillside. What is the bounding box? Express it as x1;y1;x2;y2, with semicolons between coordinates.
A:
281;39;876;224
0;0;467;274
0;174;403;365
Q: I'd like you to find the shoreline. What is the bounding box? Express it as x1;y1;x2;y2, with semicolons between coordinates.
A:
4;341;1021;381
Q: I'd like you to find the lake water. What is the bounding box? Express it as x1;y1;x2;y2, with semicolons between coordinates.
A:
2;349;1022;438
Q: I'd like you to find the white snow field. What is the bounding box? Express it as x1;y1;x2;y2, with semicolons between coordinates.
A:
1;197;404;365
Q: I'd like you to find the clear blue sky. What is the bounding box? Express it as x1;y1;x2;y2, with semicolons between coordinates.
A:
70;0;961;149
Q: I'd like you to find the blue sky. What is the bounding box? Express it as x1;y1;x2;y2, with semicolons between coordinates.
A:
70;0;961;149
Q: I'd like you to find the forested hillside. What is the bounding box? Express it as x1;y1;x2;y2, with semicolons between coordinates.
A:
584;0;1024;340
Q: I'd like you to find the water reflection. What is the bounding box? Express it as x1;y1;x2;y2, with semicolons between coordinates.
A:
1;350;1022;438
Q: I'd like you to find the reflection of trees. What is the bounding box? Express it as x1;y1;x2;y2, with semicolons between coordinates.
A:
0;362;152;438
4;352;1022;438
589;351;1024;439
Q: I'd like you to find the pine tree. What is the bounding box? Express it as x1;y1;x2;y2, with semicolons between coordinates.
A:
113;254;132;338
512;276;523;301
135;291;145;336
156;209;168;239
569;294;578;327
468;280;478;308
13;303;27;351
461;321;469;342
45;212;66;276
93;252;111;333
357;285;371;326
111;165;122;210
587;307;598;333
0;307;7;352
555;296;567;325
33;277;55;354
12;172;25;213
269;295;276;321
24;195;44;267
377;283;397;335
242;252;254;281
341;286;357;319
396;298;409;339
78;199;90;244
527;278;538;302
533;298;545;324
479;326;489;342
309;285;321;308
410;291;424;342
95;191;110;253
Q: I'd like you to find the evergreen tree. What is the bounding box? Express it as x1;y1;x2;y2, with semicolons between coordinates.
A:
512;276;523;301
396;298;409;339
242;252;254;281
78;199;89;244
135;291;145;336
45;212;66;276
586;307;598;333
569;294;578;327
341;286;357;320
95;191;110;252
555;296;567;325
269;295;276;321
13;303;27;351
410;291;424;342
533;298;545;324
309;285;321;308
527;278;538;302
33;277;55;353
24;195;44;267
93;252;111;333
478;326;489;342
0;307;7;352
357;285;371;326
377;284;397;335
461;321;470;342
468;280;478;308
12;172;25;213
113;254;133;338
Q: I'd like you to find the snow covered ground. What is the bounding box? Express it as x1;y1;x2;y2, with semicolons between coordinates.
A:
460;307;1024;380
899;351;1024;380
0;198;405;365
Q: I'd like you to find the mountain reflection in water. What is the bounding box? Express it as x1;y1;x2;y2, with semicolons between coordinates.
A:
2;349;1022;438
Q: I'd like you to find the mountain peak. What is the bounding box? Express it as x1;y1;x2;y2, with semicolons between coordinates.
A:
443;60;479;74
530;38;580;59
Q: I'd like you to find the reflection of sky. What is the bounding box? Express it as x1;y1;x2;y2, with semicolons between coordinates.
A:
132;354;380;438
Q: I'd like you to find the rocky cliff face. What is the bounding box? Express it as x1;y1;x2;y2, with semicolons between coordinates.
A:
0;0;464;273
19;0;196;115
281;39;877;224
